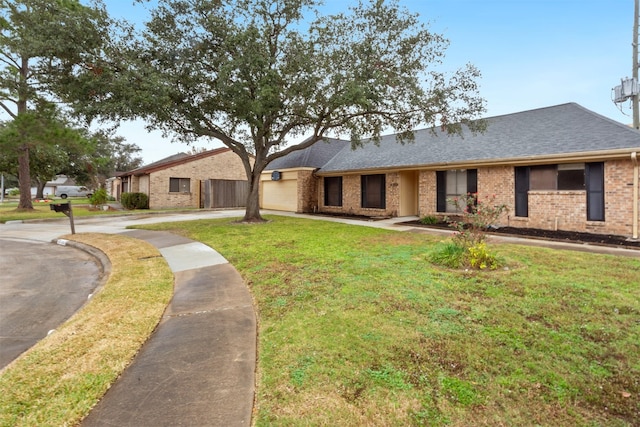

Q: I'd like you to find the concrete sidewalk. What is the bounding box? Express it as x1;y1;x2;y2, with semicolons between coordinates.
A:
81;229;255;427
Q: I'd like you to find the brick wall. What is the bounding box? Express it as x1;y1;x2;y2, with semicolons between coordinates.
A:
318;173;400;216
416;160;638;237
418;167;512;222
297;169;318;213
146;150;248;209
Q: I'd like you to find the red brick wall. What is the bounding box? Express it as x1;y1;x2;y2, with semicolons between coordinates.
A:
417;160;637;237
318;173;400;217
297;169;318;213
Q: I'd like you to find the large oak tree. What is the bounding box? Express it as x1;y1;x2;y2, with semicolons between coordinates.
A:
0;0;109;209
82;0;485;221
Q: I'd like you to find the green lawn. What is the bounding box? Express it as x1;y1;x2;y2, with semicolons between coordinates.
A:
140;215;640;426
0;199;196;223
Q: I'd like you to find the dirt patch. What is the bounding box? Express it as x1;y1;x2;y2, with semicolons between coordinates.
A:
400;220;640;250
309;213;392;221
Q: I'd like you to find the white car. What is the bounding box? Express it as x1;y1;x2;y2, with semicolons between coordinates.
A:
55;186;93;199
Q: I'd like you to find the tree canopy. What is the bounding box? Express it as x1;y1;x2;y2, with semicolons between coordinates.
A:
0;104;143;198
79;0;486;221
0;0;110;209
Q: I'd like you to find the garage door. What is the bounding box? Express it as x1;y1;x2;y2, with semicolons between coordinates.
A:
262;179;297;211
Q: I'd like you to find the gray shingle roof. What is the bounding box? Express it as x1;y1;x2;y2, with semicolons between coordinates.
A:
266;138;350;170
319;103;640;173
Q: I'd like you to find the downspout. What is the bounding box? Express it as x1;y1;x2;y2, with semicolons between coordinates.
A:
633;152;639;240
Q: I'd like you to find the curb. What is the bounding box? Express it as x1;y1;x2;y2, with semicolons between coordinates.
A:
51;238;112;292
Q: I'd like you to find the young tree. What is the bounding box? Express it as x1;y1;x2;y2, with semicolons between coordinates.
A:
81;0;485;221
0;0;109;209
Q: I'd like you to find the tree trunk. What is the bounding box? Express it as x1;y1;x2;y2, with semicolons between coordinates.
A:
17;145;33;210
242;170;264;222
17;57;33;210
35;180;46;199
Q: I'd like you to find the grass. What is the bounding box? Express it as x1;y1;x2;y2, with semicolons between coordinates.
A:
139;215;640;426
0;234;173;426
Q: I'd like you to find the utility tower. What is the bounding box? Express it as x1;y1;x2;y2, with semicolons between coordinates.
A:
613;0;640;129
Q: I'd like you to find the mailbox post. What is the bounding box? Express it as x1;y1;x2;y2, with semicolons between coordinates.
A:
50;202;75;234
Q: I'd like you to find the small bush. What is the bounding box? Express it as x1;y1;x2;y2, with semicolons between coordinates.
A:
89;188;108;206
419;215;439;225
121;192;149;210
428;242;466;268
467;242;501;270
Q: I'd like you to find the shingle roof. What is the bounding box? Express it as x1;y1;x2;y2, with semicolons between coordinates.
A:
125;148;232;175
319;103;640;173
266;138;350;170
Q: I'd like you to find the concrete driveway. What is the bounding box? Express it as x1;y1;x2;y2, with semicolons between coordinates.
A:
0;238;104;369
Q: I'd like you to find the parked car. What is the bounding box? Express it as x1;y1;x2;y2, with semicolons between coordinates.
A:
55;186;93;199
2;187;18;197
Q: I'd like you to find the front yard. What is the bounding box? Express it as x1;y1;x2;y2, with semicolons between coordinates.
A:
142;215;640;426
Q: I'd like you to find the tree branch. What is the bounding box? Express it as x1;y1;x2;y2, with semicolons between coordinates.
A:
0;100;17;119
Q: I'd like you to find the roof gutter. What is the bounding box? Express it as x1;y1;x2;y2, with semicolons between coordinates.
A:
632;152;639;240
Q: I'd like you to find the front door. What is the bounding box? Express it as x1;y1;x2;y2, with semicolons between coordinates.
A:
399;171;418;216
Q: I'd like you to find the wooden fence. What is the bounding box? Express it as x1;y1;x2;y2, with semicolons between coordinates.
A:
201;179;248;209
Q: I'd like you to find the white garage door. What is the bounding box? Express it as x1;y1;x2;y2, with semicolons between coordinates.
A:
262;179;298;211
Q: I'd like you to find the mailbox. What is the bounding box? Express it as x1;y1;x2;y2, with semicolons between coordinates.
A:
50;203;71;213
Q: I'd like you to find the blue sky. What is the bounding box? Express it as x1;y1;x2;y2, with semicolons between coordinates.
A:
102;0;633;163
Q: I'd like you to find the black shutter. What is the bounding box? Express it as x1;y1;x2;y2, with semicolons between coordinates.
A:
586;162;605;221
436;171;446;212
467;169;478;194
514;167;529;217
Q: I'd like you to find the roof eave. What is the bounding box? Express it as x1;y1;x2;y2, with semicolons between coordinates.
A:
316;148;640;176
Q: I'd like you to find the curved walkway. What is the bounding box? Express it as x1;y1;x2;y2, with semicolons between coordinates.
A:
80;229;256;427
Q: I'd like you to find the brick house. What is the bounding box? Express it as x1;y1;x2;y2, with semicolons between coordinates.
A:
262;103;640;238
119;147;249;209
260;138;348;212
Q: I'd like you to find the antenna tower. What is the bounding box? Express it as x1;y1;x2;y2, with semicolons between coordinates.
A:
613;0;640;129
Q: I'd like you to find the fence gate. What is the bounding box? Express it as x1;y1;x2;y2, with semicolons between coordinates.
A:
201;179;248;209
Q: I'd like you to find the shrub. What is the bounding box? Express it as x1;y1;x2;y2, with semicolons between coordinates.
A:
428;241;466;269
419;215;439;225
89;188;108;206
448;193;508;249
467;242;500;270
121;192;149;210
430;194;507;270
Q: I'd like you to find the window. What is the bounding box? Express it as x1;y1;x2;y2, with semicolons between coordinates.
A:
514;162;604;221
436;169;477;213
361;174;385;209
530;163;585;190
324;177;343;207
558;163;585;190
169;177;190;193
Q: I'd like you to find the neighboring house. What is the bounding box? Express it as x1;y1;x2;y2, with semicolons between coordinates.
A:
30;175;75;198
119;147;249;209
262;103;640;238
106;175;123;200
